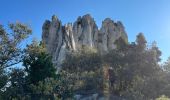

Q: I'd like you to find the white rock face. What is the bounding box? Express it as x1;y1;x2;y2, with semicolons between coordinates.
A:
98;18;128;54
72;14;98;49
42;14;128;68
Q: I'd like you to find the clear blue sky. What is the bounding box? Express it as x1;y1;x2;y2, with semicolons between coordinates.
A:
0;0;170;62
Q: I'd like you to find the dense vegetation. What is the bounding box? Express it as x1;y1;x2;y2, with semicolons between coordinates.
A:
1;23;170;100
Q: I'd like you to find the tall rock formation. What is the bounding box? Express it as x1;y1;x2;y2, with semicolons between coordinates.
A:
42;14;128;68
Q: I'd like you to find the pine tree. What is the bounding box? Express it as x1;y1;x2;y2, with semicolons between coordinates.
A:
136;33;147;51
23;41;56;85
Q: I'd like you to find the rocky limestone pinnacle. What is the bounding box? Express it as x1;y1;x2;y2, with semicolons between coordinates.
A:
42;14;128;68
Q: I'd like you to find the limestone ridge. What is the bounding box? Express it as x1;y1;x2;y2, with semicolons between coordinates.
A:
42;14;128;68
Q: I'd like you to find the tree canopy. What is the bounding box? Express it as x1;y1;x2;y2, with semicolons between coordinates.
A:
1;23;170;100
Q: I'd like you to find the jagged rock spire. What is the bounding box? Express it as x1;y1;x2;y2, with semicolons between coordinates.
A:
42;14;128;68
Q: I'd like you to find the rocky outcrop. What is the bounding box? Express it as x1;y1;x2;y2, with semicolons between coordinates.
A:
72;14;99;49
98;18;128;53
42;14;128;68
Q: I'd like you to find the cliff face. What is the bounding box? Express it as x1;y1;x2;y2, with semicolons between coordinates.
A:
42;14;128;67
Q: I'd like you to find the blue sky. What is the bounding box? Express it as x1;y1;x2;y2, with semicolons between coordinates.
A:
0;0;170;62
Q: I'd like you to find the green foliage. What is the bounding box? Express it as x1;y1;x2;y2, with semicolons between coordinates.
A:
102;34;162;99
163;57;170;72
0;23;32;69
1;22;170;100
114;37;128;51
136;33;147;51
22;41;73;99
0;22;31;98
62;47;102;72
60;34;168;99
3;41;73;99
29;76;73;99
3;68;27;100
62;47;103;94
23;41;56;85
0;23;74;99
0;70;8;90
